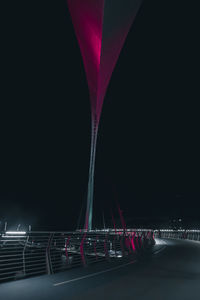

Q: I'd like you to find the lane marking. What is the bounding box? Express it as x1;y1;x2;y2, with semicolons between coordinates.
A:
153;245;166;255
53;260;137;287
54;240;167;287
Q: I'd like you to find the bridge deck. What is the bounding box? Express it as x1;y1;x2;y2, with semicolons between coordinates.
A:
0;239;200;300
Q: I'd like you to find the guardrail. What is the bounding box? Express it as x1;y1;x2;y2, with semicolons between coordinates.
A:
154;229;200;242
0;230;154;283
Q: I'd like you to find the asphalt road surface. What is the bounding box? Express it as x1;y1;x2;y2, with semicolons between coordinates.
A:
0;238;200;300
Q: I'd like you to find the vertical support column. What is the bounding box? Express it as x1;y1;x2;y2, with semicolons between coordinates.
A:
104;234;109;261
65;236;71;265
85;115;99;231
23;235;29;276
46;233;54;275
94;235;98;261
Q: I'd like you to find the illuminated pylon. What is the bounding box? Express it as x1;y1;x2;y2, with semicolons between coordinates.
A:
67;0;143;230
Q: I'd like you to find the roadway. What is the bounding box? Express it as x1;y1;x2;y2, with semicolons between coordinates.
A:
0;238;200;300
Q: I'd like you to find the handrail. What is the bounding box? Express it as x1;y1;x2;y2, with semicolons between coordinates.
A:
0;229;154;283
154;229;200;242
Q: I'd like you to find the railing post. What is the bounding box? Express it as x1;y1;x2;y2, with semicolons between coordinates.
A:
94;235;98;261
104;234;109;261
23;234;29;276
46;233;54;275
65;236;71;265
113;235;117;257
120;235;125;257
80;232;87;266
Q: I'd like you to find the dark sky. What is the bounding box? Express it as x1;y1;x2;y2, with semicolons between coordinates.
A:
1;1;200;230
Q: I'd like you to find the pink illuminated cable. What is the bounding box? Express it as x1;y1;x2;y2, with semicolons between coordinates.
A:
131;234;136;252
80;232;87;265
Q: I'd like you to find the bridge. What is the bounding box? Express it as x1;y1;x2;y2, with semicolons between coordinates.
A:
0;230;200;299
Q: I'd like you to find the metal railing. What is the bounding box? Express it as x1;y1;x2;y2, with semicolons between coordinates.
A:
0;230;154;283
154;229;200;242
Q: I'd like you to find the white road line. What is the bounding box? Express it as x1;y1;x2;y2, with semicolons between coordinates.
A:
153;245;167;255
53;260;137;287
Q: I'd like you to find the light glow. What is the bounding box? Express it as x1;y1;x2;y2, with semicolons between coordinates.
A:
155;238;166;245
5;231;26;235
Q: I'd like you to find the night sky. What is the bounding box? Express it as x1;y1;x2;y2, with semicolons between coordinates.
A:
1;1;200;231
